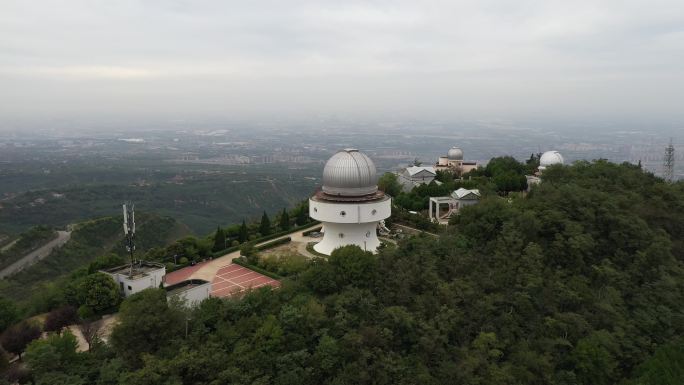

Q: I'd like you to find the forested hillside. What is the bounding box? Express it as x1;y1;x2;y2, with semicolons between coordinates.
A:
0;163;318;235
2;160;683;384
0;212;190;308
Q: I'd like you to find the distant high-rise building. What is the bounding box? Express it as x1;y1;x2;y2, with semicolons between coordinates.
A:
663;139;675;183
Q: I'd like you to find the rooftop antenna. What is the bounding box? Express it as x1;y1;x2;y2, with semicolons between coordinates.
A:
123;202;136;277
663;138;675;183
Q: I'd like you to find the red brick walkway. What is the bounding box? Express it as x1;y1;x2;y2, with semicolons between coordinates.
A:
163;261;209;285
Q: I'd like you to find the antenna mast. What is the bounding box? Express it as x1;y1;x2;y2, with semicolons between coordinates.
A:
663;138;675;183
123;202;136;277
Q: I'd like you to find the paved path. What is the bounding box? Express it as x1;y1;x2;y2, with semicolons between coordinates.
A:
393;223;439;238
164;260;210;285
0;230;71;279
188;223;321;282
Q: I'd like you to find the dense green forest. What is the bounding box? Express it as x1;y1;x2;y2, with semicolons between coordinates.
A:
1;160;684;384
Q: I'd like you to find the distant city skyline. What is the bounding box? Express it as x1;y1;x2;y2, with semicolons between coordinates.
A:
1;1;684;126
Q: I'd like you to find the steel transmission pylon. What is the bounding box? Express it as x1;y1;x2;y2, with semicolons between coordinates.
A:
663;139;675;183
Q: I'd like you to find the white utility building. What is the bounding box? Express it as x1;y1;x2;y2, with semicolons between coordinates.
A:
309;149;391;255
101;261;165;297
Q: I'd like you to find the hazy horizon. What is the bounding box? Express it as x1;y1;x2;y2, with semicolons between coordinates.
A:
2;1;684;128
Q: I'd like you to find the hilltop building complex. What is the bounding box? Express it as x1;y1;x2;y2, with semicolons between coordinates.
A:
435;146;479;175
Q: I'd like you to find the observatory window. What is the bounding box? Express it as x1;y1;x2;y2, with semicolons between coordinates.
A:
371;209;377;215
127;286;132;291
313;207;318;212
340;210;346;217
338;233;344;238
366;231;371;237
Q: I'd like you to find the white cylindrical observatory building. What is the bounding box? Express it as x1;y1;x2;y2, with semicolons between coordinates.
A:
309;149;391;255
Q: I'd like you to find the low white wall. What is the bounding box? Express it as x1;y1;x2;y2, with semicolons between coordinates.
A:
123;276;156;297
169;282;211;307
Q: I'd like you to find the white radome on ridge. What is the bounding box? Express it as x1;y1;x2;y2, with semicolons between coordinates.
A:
322;149;378;196
539;150;564;167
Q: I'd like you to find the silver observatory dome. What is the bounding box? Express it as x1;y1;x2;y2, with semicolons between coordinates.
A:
447;147;464;160
322;149;378;196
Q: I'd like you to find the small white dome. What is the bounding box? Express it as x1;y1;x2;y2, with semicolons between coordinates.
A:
539;151;564;167
447;147;464;160
322;149;378;196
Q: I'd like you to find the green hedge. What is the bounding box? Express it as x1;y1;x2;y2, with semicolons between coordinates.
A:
305;242;329;258
232;257;282;280
212;244;241;258
212;221;320;257
302;226;322;236
256;237;291;251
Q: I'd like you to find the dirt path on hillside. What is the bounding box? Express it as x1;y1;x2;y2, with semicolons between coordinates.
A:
1;238;18;252
0;230;71;279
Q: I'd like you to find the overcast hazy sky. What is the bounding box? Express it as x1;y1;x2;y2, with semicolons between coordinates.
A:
1;0;683;125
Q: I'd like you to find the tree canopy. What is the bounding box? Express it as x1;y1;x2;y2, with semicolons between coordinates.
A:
212;226;226;252
2;160;683;385
378;173;402;197
259;211;272;236
77;272;120;316
110;288;184;367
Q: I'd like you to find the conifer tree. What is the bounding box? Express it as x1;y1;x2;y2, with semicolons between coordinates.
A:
259;211;271;236
279;208;290;231
212;226;226;251
238;220;248;243
296;207;307;226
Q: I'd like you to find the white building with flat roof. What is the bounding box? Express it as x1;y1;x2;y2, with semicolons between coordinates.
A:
101;261;165;297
